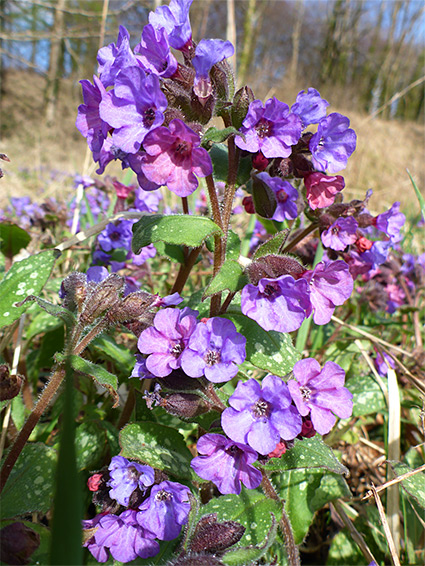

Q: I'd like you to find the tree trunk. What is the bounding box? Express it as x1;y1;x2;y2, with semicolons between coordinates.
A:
44;0;66;126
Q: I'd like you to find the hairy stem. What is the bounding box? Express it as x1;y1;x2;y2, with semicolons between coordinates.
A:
0;367;65;493
221;138;240;243
281;222;318;254
261;470;300;566
205;174;223;230
170;247;202;295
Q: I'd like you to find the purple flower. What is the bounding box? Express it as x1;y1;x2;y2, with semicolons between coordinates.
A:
360;240;391;271
108;456;155;507
133;187;162;213
192;39;234;99
221;376;302;455
137;307;198;377
241;274;311;333
149;0;193;50
301;260;353;325
256;172;299;221
375;202;405;243
97;219;133;252
235;97;302;158
180;317;246;383
97;26;139;88
291;88;329;127
191;433;262;495
99;67;167;153
131;354;157;380
288;358;353;435
130;244;157;266
321;217;358;251
86;266;109;284
127;152;161;192
373;351;396;377
137;481;190;540
135;24;178;78
85;510;159;563
305;172;345;210
140;119;213;197
76;76;110;156
309;113;357;173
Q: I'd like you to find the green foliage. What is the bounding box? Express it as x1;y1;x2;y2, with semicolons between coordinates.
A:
0;443;57;519
0;222;31;257
346;373;387;416
132;214;223;252
0;249;60;328
119;422;194;481
68;354;119;407
204;259;248;297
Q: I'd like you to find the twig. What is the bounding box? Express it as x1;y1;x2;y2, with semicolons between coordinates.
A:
363;463;425;499
370;484;401;566
332;500;377;565
386;368;401;556
331;316;413;358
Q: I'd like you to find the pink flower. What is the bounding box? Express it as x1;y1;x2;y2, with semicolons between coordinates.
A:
305;172;345;210
141;119;212;197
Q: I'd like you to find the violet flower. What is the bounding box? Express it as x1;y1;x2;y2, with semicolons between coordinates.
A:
137;481;190;540
291;88;329;127
256;172;299;221
221;376;302;455
86;510;160;563
108;456;155;507
192;38;234;100
288;358;353;435
235;97;302;158
304;171;345;210
137;307;199;377
134;24;178;78
99;67;167;153
149;0;193;51
375;202;405;243
309;112;357;174
76;76;110;157
97;26;139;88
140;119;213;197
180;317;246;383
131;354;157;380
373;351;396;377
241;274;311;333
301;260;353;325
97;219;134;252
321;217;358;251
191;433;262;495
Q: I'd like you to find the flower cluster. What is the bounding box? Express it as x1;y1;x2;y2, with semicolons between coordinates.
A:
83;456;190;563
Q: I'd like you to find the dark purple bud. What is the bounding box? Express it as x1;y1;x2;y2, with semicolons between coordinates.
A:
80;274;125;325
189;515;245;554
160;392;209;418
0;365;23;401
356;213;375;229
290;153;314;178
246;254;305;285
242;195;255;214
252;151;269;171
231;86;254;130
0;522;40;565
161;368;206;391
299;416;316;438
170;556;225;566
251;174;277;219
59;271;87;311
106;291;156;324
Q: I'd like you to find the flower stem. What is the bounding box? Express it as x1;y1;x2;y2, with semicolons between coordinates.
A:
0;367;65;494
170;246;202;295
281;222;318;254
261;470;300;566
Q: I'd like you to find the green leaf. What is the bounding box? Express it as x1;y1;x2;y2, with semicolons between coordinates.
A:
90;334;135;377
226;230;241;260
68;355;118;408
204;260;248;298
346;373;386;416
327;529;365;565
0;222;31;257
119;422;193;480
132;214;222;252
389;461;425;507
252;229;290;260
75;420;108;471
223;309;300;375
0;443;57;519
201;126;240;148
0;249;61;328
154;241;185;263
210;144;252;186
262;435;348;475
407;168;425;220
25;310;64;343
202;488;281;547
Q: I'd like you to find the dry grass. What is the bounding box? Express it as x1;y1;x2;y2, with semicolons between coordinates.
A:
2;69;424;215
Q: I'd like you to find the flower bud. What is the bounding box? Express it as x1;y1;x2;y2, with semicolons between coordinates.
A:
0;522;40;566
246;254;305;285
251;174;277;219
252;151;269;171
189;514;245;554
231;86;254;130
0;365;23;401
106;291;156;324
160;392;209;418
59;271;87;312
242;195;255;214
79;274;125;325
